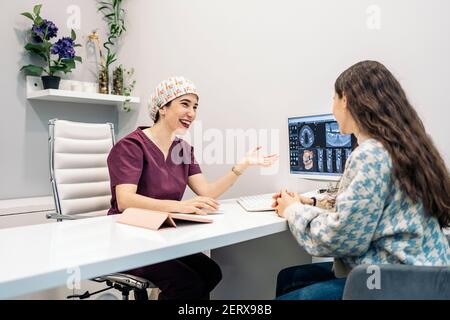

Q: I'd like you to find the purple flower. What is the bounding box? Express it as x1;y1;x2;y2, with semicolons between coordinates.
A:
32;19;58;43
51;37;76;60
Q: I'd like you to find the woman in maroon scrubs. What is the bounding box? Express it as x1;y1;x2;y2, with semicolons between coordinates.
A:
107;76;277;300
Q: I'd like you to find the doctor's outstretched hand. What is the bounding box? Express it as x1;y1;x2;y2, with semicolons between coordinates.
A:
237;146;279;169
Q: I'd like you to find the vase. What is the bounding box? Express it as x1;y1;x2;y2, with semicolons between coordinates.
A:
112;67;124;95
41;76;61;90
98;67;109;94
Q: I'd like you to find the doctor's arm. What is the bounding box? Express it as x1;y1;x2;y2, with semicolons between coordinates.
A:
188;147;278;199
110;139;219;215
116;184;219;215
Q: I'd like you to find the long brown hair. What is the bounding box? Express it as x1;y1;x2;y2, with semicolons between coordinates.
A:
335;60;450;227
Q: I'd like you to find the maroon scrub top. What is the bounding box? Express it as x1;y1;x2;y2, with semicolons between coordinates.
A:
107;127;202;215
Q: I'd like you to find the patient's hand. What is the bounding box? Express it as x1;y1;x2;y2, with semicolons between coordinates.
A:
273;190;300;218
271;190;297;206
272;191;314;208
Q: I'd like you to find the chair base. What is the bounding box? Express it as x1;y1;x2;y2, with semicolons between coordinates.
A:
67;273;156;300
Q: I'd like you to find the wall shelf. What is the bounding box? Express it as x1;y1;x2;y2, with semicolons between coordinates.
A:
27;89;140;106
26;76;140;107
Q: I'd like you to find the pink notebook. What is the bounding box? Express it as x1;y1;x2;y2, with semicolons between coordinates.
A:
116;207;213;231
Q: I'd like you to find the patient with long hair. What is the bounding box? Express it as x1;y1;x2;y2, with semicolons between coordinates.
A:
272;60;450;300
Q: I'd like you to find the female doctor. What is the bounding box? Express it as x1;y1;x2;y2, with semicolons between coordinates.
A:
107;76;278;300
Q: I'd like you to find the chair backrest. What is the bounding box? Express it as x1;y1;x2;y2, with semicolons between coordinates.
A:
49;119;115;217
343;264;450;300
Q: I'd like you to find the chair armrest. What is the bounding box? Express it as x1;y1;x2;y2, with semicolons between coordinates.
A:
343;264;450;300
94;273;155;291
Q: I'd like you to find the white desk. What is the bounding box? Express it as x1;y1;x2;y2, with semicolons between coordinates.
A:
0;198;288;299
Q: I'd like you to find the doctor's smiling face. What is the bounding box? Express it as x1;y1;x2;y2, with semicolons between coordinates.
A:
159;93;199;134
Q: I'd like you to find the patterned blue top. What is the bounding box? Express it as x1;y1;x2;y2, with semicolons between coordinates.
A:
285;139;449;270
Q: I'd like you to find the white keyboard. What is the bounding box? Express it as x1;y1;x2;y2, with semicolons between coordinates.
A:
237;190;325;212
237;194;275;212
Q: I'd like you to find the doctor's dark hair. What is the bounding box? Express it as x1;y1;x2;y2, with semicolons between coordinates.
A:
335;60;450;227
154;101;172;124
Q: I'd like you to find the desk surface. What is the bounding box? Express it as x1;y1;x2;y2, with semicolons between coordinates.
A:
0;198;286;299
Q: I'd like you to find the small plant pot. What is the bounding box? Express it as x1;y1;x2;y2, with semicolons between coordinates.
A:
42;76;61;90
98;68;109;94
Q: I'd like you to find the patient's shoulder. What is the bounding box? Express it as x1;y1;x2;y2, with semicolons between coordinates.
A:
347;139;391;171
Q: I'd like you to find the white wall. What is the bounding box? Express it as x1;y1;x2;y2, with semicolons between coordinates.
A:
118;0;450;200
114;0;450;299
0;0;115;200
1;0;450;299
3;0;449;199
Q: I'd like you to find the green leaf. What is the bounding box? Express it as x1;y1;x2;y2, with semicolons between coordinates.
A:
49;66;63;75
105;53;117;66
74;44;82;47
33;4;42;17
74;56;83;63
34;16;43;26
98;1;112;6
24;43;49;61
50;60;75;74
20;64;45;76
21;12;35;21
98;6;110;11
25;41;51;52
70;29;76;41
25;42;48;52
61;59;76;69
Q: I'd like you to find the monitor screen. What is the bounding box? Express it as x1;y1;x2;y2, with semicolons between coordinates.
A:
288;114;357;179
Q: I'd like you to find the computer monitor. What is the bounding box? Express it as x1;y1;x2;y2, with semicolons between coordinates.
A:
288;113;357;181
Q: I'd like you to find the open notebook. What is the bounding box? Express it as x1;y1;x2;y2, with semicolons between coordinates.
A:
116;207;213;231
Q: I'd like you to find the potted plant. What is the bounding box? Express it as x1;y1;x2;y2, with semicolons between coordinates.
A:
97;0;126;94
122;67;136;112
112;65;136;112
112;65;124;95
20;4;82;89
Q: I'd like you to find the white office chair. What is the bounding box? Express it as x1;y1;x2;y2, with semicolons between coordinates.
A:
47;119;155;300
